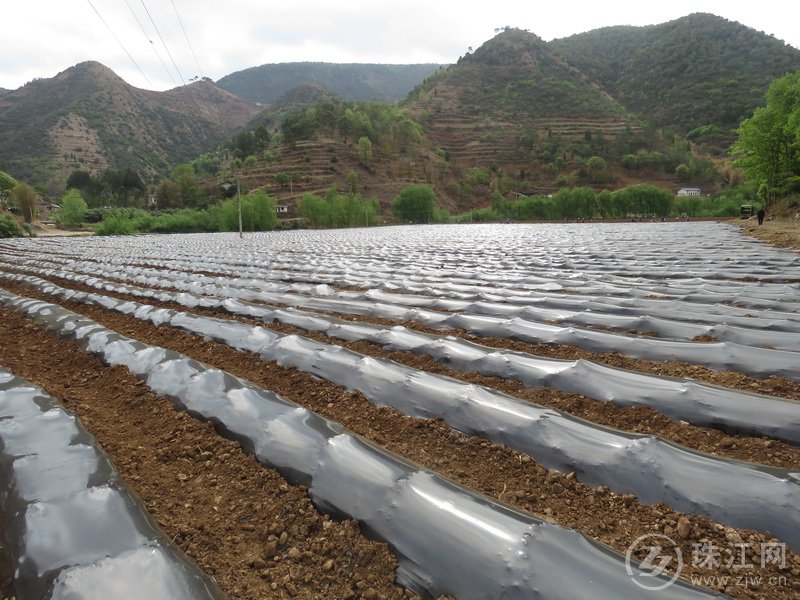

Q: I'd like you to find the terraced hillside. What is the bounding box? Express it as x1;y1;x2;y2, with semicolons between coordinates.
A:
234;138;436;214
407;28;640;185
1;222;799;599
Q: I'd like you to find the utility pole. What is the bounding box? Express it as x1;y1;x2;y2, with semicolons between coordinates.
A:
236;172;243;239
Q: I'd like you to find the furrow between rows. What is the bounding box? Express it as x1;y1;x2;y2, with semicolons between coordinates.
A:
2;286;798;598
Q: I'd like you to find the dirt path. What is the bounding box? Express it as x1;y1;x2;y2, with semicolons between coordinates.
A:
3;287;798;598
735;218;800;252
31;223;93;237
0;307;415;600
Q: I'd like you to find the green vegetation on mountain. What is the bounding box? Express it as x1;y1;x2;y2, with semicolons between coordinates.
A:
272;84;342;110
401;27;724;204
280;101;422;154
413;28;628;119
551;13;800;143
216;63;443;105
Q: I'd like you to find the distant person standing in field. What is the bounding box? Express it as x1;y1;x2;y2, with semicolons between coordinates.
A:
757;207;766;225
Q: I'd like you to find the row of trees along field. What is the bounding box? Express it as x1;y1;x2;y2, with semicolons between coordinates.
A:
459;185;756;223
299;188;380;228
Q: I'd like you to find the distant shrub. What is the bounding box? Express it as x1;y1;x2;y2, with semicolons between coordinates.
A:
468;168;492;186
0;213;24;238
94;193;278;235
451;207;499;223
55;189;88;227
95;213;136;236
148;209;210;233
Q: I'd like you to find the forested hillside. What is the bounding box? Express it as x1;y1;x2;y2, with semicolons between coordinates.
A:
216;63;442;105
551;13;800;144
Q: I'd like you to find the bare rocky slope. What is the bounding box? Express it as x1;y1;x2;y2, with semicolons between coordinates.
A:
0;62;261;193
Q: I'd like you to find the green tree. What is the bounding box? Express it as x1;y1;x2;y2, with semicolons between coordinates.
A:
58;189;88;227
346;170;359;194
586;156;607;182
207;191;277;232
0;171;17;211
299;193;330;228
155;180;182;209
242;189;278;231
392;184;435;223
12;183;38;223
0;171;18;192
621;154;639;170
275;172;290;187
357;136;373;166
100;168;146;206
0;214;24;238
733;71;800;205
675;163;691;181
171;163;198;206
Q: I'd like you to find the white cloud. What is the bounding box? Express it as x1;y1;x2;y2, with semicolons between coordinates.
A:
1;0;798;91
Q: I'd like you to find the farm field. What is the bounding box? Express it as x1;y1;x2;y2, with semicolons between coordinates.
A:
1;221;799;599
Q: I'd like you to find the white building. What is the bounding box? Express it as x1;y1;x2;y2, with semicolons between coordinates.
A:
677;187;702;196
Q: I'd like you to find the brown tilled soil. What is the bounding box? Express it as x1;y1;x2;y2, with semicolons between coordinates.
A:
0;308;419;600
0;221;800;600
0;538;13;600
1;289;799;598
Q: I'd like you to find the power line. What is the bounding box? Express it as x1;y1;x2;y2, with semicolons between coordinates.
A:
139;0;185;86
170;0;203;80
123;0;177;87
86;0;152;86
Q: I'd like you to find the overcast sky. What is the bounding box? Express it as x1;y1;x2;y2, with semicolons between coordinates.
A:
3;0;799;92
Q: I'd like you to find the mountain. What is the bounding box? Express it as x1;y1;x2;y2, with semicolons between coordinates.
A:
403;28;643;193
216;62;443;105
4;14;798;208
550;13;800;141
0;61;261;193
272;83;342;111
